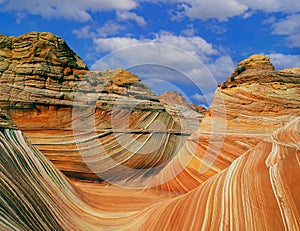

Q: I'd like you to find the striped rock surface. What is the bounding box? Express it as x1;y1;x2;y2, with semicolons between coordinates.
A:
138;117;300;230
1;110;299;230
0;32;300;230
0;32;189;185
146;55;300;194
158;91;207;132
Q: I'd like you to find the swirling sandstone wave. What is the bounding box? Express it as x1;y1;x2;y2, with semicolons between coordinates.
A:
1;111;299;230
0;32;299;230
0;32;188;185
137;117;300;230
147;55;300;194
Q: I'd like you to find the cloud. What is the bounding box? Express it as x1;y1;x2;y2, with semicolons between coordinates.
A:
0;0;137;22
181;0;248;21
72;25;91;38
191;92;215;105
92;34;221;68
93;33;219;57
117;11;147;27
2;0;300;23
91;34;235;92
142;0;300;21
240;0;300;14
72;21;126;39
267;53;300;70
270;14;300;48
97;21;126;37
181;24;196;36
93;37;142;53
207;55;235;81
206;21;227;34
15;12;26;24
262;16;276;24
158;35;219;62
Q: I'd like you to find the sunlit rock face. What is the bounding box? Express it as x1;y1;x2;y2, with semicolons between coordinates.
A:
1;111;299;230
0;108;165;230
0;32;188;185
146;55;300;194
138;118;300;230
209;54;300;133
0;33;299;230
158;91;207;132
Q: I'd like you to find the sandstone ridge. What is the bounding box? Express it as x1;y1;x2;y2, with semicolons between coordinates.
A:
0;32;187;184
220;54;300;88
146;55;300;194
1;97;299;230
158;91;207;132
0;32;300;230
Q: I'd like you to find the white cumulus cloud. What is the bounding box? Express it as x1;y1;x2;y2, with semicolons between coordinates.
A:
72;25;91;38
91;34;235;92
182;0;248;21
117;11;147;27
93;37;142;53
97;21;126;37
72;21;127;39
191;92;215;105
271;14;300;48
141;0;300;21
267;53;300;70
0;0;137;22
2;0;300;22
239;0;300;14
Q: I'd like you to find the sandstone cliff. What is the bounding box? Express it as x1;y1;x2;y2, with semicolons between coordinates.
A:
1;105;299;230
212;54;300;133
158;91;207;132
0;32;188;185
0;32;299;230
147;54;300;193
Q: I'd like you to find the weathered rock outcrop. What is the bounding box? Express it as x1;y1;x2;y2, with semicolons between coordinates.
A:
0;109;171;230
158;91;207;132
0;33;299;230
146;54;300;193
0;31;88;128
0;32;187;185
1;109;299;230
209;54;300;133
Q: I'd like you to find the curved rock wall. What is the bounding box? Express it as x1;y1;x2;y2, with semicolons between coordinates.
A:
0;32;187;184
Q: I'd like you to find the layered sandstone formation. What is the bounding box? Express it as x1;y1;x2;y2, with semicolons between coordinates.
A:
0;32;299;230
1;108;299;230
0;108;160;230
146;54;300;194
138;117;300;230
158;91;207;132
0;31;88;129
213;54;300;133
0;32;188;185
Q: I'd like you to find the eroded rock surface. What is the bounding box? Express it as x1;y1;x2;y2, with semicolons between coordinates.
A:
1;105;299;230
208;54;300;133
0;33;299;230
147;54;300;194
158;91;207;132
0;32;187;184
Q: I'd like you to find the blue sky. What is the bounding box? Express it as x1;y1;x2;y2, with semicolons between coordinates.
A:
0;0;299;106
